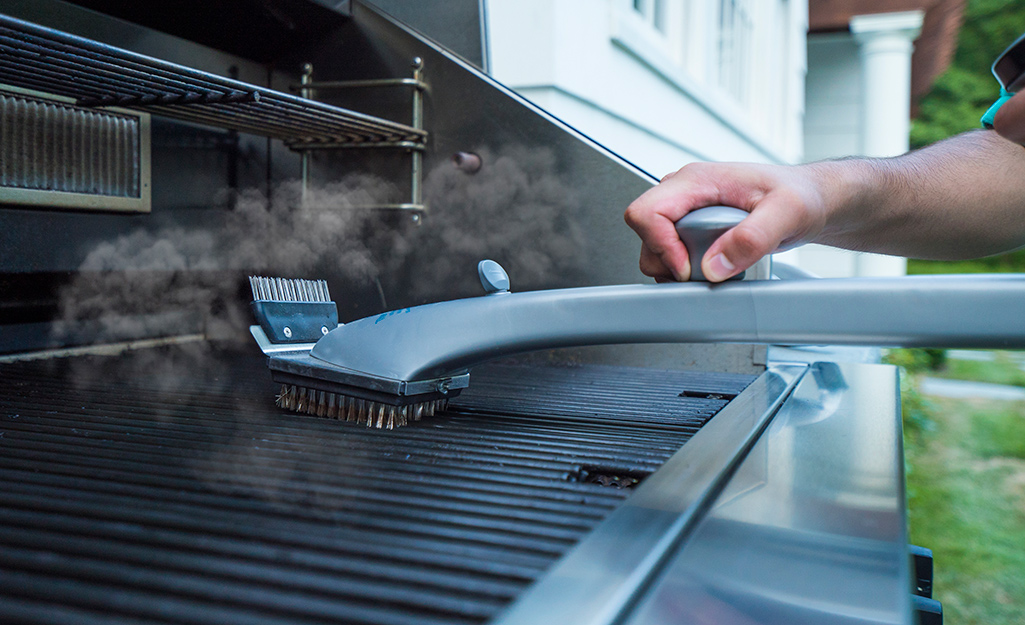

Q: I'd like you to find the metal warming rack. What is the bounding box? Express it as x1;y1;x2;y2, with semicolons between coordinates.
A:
0;13;426;150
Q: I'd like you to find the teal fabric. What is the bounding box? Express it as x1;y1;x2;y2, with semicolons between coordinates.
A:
982;87;1014;128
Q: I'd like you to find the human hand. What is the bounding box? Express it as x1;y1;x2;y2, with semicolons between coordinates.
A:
623;162;830;282
994;90;1025;145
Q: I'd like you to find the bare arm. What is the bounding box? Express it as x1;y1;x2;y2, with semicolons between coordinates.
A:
624;129;1025;282
815;130;1025;258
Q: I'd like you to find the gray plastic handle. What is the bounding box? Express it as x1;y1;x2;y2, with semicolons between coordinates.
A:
310;274;1025;382
675;206;748;281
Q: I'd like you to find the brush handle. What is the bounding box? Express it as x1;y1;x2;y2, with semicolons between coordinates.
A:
674;206;748;281
309;274;1025;382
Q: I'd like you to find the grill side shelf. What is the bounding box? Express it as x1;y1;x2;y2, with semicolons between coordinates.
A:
0;13;427;149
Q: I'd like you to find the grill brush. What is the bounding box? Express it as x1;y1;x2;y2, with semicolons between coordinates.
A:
250;207;1025;429
248;275;455;429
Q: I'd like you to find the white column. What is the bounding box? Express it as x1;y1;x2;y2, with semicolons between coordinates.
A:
852;12;923;157
850;11;923;277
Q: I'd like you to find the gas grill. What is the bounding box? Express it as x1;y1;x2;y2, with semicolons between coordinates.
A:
0;1;934;624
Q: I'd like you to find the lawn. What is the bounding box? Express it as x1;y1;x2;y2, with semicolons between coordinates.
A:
901;354;1025;624
928;351;1025;388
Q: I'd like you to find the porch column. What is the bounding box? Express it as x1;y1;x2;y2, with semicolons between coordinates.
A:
851;11;924;276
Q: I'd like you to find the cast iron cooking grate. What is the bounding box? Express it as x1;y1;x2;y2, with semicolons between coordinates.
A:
0;346;753;625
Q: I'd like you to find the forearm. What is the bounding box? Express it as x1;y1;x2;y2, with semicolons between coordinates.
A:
810;130;1025;259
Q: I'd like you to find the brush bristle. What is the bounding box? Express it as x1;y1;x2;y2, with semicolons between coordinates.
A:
274;384;449;429
249;276;331;303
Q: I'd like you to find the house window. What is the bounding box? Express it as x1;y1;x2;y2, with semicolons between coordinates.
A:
633;0;668;34
717;0;754;104
612;0;798;153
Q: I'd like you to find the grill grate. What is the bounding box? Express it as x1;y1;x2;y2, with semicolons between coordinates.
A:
0;13;426;149
0;346;753;624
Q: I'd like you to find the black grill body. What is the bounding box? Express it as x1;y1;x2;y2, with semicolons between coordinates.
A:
0;346;753;624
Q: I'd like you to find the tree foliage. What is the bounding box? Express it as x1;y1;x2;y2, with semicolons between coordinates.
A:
910;0;1025;148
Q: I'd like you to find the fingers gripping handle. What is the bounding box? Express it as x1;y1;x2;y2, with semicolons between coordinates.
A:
674;206;749;281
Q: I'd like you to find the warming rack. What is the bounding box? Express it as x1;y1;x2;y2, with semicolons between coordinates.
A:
0;13;427;150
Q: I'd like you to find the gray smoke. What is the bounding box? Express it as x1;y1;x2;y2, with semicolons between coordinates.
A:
397;144;587;300
49;144;588;500
54;144;586;347
226;177;394;277
53;175;395;346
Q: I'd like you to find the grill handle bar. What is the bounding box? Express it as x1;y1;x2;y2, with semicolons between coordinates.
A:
308;273;1025;382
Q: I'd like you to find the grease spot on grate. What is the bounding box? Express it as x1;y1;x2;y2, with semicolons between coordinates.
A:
567;466;651;490
678;390;737;401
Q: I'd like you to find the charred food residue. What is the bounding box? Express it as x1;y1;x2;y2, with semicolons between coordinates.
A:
568;466;650;490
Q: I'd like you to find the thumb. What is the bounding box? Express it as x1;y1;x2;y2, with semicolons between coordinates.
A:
994;90;1025;145
700;200;810;281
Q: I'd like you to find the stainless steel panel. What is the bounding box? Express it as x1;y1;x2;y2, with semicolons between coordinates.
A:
365;0;490;72
495;363;807;625
623;362;912;625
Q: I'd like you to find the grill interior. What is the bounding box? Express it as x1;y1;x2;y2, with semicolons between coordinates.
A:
0;345;753;624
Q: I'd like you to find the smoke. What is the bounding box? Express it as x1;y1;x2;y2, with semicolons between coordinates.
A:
52;175;394;346
46;145;588;503
52;144;586;348
226;177;394;277
397;145;587;300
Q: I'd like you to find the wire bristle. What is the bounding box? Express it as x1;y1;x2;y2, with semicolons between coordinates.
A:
249;276;331;303
274;384;449;429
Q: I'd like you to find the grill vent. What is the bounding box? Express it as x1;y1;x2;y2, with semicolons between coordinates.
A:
0;87;149;212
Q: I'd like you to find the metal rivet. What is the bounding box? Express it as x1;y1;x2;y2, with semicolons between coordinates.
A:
452;152;482;174
321;326;329;335
283;327;293;338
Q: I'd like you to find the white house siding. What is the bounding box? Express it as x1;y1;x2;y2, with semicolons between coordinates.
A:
803;34;863;162
486;0;808;178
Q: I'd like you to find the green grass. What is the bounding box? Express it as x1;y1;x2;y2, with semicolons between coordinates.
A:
908;248;1025;275
970;405;1025;459
886;348;1025;386
905;392;1025;624
934;354;1025;388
